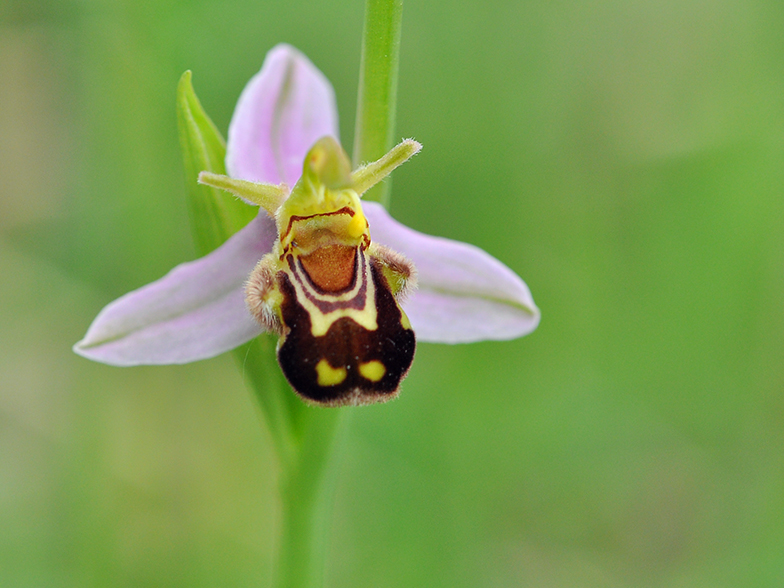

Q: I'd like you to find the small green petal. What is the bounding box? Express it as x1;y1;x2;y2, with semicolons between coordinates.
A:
198;172;288;216
351;138;421;196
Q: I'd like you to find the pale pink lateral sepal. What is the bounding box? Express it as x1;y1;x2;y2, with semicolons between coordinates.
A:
364;202;540;343
226;43;339;186
73;213;275;366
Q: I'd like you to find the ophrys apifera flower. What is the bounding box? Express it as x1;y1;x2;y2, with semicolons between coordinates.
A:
74;45;540;406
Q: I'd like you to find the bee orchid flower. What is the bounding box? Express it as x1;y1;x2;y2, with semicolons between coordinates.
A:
74;44;540;405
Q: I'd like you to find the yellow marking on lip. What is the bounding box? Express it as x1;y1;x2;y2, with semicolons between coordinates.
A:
359;360;386;382
287;249;378;337
316;359;347;386
347;208;367;239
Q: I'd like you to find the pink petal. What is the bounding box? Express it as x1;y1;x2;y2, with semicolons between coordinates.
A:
364;202;540;343
226;44;339;187
74;213;276;366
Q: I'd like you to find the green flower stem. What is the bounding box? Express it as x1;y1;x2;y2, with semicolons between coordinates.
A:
274;409;349;588
352;0;405;207
235;335;299;466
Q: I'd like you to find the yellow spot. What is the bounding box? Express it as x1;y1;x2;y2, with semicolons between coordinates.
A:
359;360;386;382
316;359;347;386
347;208;367;239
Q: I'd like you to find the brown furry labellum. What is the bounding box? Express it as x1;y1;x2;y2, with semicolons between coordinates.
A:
245;219;417;407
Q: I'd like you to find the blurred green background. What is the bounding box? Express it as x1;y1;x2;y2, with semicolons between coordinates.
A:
3;0;784;586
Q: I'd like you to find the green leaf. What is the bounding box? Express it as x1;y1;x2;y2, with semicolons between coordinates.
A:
177;70;300;462
176;70;256;255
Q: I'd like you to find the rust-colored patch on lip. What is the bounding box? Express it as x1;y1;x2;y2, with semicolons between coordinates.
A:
300;245;357;292
281;206;355;242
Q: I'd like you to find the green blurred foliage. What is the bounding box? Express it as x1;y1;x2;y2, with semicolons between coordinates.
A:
2;0;784;586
